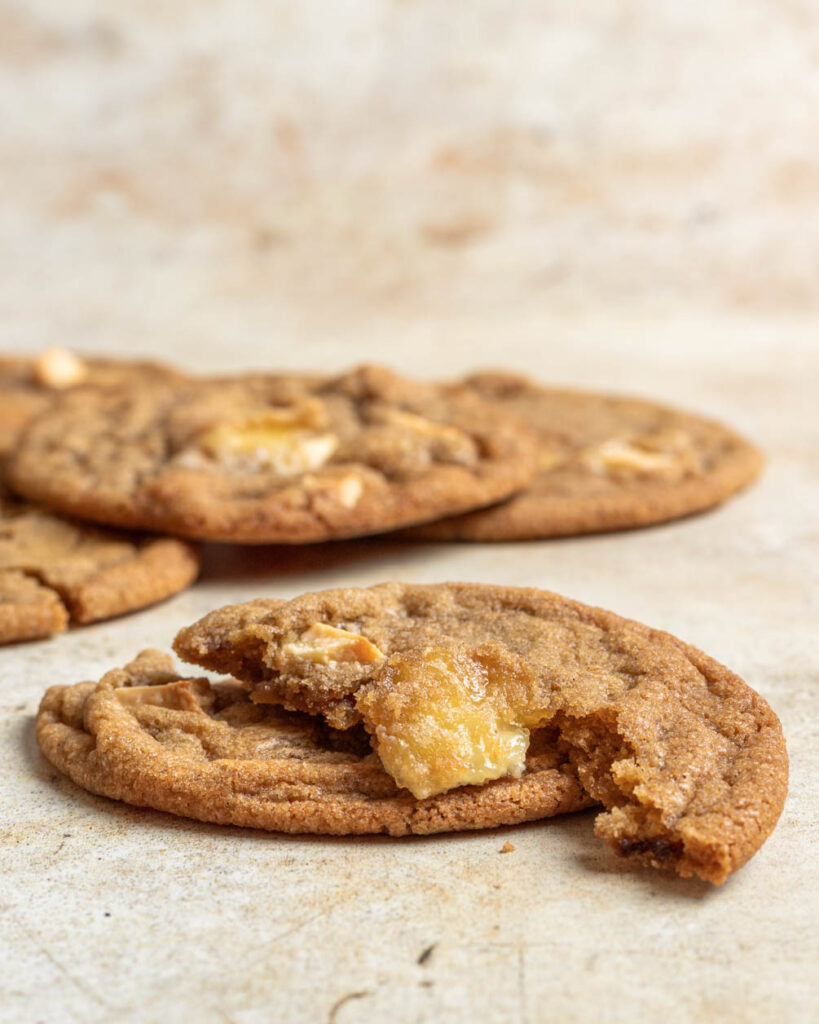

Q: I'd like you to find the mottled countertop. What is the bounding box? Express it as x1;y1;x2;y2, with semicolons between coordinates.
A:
1;3;818;1022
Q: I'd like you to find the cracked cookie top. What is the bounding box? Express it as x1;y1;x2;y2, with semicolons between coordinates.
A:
0;353;198;642
0;482;199;644
7;365;539;543
175;582;788;883
404;372;763;540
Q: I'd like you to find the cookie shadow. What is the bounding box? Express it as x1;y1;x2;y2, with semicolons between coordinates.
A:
198;537;428;583
547;808;715;900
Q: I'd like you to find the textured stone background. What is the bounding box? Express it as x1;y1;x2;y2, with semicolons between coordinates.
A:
1;2;817;1022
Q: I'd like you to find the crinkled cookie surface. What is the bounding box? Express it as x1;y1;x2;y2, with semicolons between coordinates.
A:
405;372;763;540
0;351;182;458
0;485;199;644
36;650;591;836
8;365;540;543
175;583;788;883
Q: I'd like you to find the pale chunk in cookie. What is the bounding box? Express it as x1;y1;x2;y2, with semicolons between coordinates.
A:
404;372;763;540
175;583;788;883
7;366;540;543
357;644;544;799
36;650;590;836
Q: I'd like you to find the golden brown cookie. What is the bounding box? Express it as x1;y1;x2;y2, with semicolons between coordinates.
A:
0;485;199;644
403;372;763;540
7;365;540;544
0;568;68;644
175;583;788;883
0;350;182;458
36;650;591;835
0;353;199;643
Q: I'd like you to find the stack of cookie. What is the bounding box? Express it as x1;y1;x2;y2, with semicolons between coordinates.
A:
2;349;786;885
4;355;762;550
0;351;199;645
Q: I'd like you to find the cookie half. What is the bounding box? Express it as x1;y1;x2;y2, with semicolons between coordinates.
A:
175;583;788;883
403;372;763;540
36;650;591;835
0;486;199;644
7;365;540;543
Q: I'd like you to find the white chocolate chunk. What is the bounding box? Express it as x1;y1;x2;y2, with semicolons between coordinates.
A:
377;408;478;465
283;623;385;666
585;437;687;475
34;348;88;389
335;474;364;509
381;409;449;436
195;404;338;475
114;680;209;711
380;408;468;445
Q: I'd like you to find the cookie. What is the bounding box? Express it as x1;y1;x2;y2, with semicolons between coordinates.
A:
36;650;591;836
0;485;200;644
175;583;788;883
6;365;540;544
0;349;182;458
403;372;763;540
0;568;68;645
0;352;199;642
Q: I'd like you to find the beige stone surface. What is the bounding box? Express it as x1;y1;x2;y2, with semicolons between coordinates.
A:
1;2;817;1022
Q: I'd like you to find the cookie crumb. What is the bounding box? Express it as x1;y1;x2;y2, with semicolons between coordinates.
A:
500;841;516;854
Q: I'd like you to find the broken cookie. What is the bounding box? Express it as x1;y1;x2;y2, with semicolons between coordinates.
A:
36;650;591;835
0;484;200;644
7;365;540;543
175;583;788;883
0;353;199;643
403;372;763;540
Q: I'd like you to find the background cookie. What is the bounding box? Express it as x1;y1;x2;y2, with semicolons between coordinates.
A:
175;582;788;883
0;350;183;458
7;365;540;543
0;567;67;645
404;372;763;540
36;650;592;835
0;485;199;645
